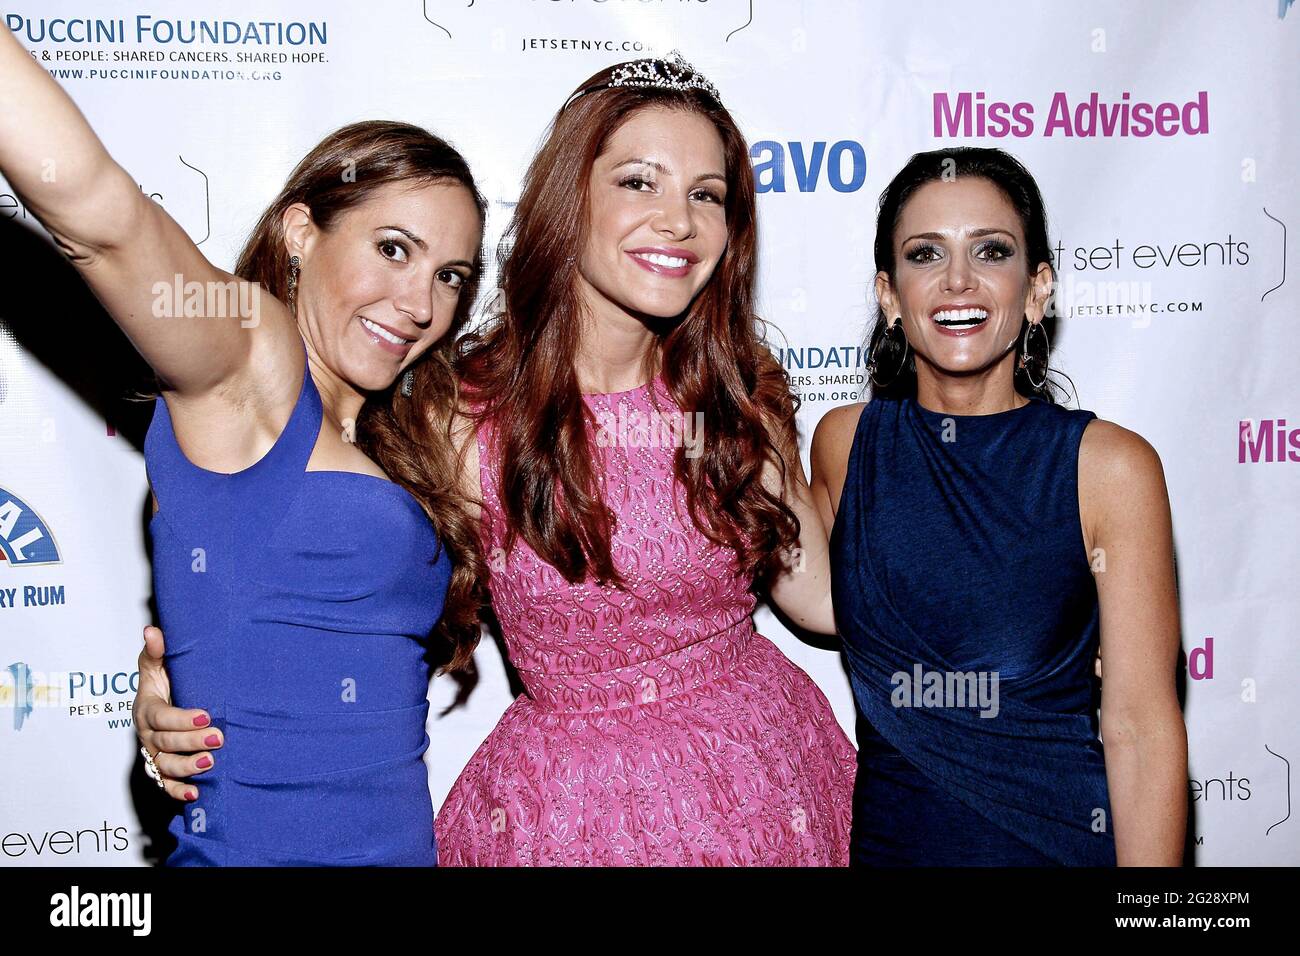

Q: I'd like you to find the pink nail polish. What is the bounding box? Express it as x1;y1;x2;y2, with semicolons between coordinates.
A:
185;790;196;801
196;756;212;769
192;714;210;727
204;734;220;747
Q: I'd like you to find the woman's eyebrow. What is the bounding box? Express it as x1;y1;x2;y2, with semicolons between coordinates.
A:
614;156;668;174
613;157;726;183
902;228;1017;243
376;225;427;250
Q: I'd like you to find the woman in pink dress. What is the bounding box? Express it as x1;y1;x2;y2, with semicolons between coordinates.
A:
435;52;856;865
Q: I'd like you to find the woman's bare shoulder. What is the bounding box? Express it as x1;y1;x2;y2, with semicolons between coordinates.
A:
1079;418;1165;488
1078;417;1169;550
811;402;867;474
810;401;867;517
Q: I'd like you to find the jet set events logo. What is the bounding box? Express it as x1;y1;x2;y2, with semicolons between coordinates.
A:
420;0;754;49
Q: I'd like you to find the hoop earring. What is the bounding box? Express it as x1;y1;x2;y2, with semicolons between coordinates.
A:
868;317;910;389
286;255;301;315
400;368;414;398
1020;317;1050;390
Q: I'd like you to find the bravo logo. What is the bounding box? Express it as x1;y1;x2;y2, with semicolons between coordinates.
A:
750;140;867;193
0;486;61;567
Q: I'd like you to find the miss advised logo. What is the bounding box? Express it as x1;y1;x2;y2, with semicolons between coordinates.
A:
1239;419;1300;463
933;91;1209;138
0;487;61;566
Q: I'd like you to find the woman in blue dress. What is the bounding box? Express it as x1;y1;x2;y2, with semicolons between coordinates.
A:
811;147;1187;865
0;27;486;864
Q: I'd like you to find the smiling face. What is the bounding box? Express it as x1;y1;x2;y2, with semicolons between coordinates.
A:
575;105;730;325
876;176;1052;385
285;179;482;393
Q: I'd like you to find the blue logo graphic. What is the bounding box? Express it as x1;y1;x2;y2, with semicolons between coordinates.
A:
750;140;867;193
4;661;34;731
0;487;61;566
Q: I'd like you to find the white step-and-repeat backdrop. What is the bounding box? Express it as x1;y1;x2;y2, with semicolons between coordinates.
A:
1;0;1296;865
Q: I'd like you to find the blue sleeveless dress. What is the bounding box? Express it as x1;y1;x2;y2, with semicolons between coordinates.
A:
830;395;1116;866
144;346;451;866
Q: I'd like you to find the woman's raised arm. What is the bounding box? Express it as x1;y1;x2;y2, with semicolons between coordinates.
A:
0;27;283;397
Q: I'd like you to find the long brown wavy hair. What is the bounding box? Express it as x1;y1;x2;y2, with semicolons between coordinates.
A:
456;62;801;587
235;120;488;672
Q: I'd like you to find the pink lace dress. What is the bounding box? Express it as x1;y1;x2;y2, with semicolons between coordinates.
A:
434;374;856;865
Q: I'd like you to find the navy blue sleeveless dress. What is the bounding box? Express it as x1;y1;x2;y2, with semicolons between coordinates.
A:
144;345;451;866
830;395;1116;866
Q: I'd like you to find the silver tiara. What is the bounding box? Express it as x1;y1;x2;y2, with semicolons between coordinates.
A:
566;50;722;108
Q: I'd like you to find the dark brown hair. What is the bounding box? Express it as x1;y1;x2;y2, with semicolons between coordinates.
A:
235;120;488;672
868;146;1072;404
456;63;800;587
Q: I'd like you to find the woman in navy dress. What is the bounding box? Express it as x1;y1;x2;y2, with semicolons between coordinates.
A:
0;27;486;864
811;147;1187;865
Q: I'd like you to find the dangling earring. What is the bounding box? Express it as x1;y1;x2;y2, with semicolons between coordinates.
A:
400;368;414;397
868;316;910;389
286;254;301;314
1020;316;1050;389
